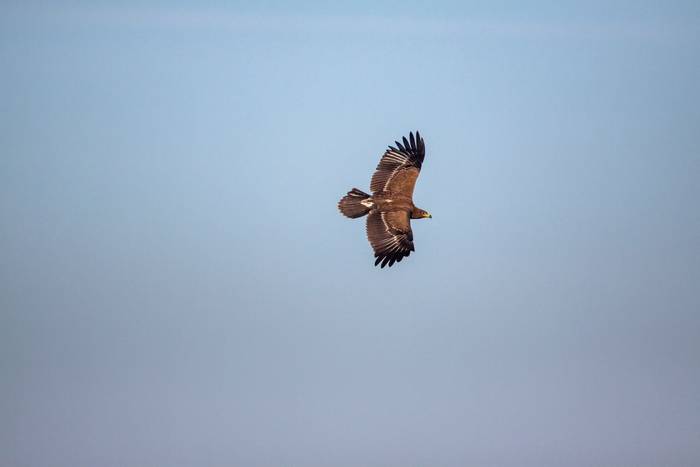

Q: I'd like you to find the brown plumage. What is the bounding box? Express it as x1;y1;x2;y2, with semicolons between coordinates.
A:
338;131;431;268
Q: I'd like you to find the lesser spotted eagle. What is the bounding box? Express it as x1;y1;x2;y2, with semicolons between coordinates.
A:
338;131;431;268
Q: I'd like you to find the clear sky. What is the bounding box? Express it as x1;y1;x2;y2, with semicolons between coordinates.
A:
2;2;699;466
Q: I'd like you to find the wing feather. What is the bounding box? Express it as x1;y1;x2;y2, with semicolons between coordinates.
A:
369;131;425;196
366;211;414;268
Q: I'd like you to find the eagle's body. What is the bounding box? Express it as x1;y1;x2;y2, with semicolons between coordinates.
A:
338;131;431;268
364;192;412;213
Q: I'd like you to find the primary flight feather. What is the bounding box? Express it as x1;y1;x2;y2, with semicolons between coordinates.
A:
338;131;431;268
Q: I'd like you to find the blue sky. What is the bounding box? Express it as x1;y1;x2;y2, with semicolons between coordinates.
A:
2;2;699;466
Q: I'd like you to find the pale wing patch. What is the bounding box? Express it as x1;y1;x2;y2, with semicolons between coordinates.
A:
370;150;411;193
365;211;414;268
369;132;426;195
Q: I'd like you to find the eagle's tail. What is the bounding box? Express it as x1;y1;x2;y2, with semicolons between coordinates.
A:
338;188;372;219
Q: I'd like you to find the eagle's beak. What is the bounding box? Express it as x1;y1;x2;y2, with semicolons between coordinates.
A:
426;213;432;219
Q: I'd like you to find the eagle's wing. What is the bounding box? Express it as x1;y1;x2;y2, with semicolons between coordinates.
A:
370;131;425;196
366;210;415;268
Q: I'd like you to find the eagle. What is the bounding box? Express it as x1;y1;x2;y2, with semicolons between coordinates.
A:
338;131;431;268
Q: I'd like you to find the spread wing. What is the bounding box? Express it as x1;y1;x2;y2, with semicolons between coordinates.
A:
366;211;415;268
369;131;425;197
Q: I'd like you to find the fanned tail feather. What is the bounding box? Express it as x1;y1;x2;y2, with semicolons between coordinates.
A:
338;188;372;218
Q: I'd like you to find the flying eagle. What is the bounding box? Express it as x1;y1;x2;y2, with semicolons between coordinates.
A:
338;131;431;268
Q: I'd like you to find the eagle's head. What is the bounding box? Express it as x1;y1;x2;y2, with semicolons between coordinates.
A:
412;208;432;220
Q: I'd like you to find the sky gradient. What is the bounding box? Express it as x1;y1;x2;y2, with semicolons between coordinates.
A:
2;2;699;466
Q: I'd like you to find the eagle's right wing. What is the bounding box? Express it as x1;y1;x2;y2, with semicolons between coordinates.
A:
369;131;425;197
366;211;415;268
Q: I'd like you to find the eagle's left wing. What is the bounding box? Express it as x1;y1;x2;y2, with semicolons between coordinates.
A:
369;131;425;197
366;210;415;268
